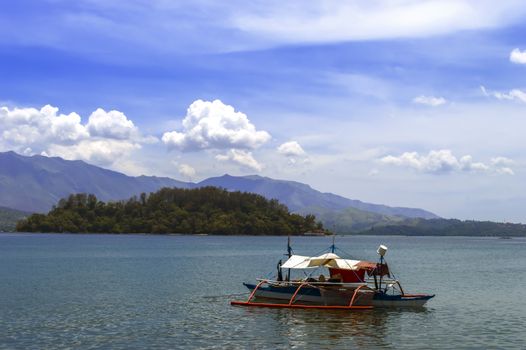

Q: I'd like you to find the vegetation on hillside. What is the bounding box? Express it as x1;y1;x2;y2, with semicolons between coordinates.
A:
0;206;30;232
16;187;328;235
298;205;406;233
359;218;526;237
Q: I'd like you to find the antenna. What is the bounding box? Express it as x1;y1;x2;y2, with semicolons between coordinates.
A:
286;235;292;282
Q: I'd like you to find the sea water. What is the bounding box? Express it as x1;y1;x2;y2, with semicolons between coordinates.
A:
0;233;524;349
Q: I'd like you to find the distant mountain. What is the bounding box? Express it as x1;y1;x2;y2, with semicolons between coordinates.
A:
197;174;439;221
0;151;190;213
295;205;407;233
0;206;30;232
0;152;438;232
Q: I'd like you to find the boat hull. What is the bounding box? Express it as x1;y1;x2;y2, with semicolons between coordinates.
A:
243;282;374;306
373;293;435;307
243;283;434;307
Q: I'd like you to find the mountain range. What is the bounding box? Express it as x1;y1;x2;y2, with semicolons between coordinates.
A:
0;151;438;232
0;151;189;213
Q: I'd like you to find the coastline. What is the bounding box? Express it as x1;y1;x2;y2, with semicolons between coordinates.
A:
4;232;524;238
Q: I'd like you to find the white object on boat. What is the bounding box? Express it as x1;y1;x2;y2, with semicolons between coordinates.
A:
377;245;388;257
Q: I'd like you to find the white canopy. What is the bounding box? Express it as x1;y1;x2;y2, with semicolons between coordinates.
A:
281;255;313;269
281;253;363;270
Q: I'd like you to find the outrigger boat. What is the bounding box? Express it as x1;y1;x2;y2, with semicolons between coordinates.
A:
231;239;434;309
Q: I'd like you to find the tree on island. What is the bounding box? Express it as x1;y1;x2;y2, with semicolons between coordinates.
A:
16;187;329;235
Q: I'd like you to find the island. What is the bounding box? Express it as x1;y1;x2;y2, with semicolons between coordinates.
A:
360;218;526;237
16;187;329;235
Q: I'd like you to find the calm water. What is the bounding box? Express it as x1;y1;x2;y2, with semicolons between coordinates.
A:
0;234;524;349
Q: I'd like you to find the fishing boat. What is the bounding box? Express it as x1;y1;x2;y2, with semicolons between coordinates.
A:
231;239;434;309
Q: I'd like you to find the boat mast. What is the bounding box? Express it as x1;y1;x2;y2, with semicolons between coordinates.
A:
377;245;388;292
331;235;335;253
286;235;292;281
379;254;384;292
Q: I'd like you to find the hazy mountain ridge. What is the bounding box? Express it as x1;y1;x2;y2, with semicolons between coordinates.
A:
198;174;438;220
0;151;189;212
0;151;438;232
295;205;407;233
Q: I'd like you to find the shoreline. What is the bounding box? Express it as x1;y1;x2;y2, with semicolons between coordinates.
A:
3;232;524;238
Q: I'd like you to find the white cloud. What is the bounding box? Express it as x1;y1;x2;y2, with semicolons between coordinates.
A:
232;1;526;45
490;157;515;175
4;1;526;56
380;149;513;175
215;149;263;171
86;108;138;140
381;150;460;173
162;99;271;151
510;48;526;64
178;163;196;178
481;85;526;103
0;104;149;167
491;156;514;167
458;155;489;172
47;139;141;166
0;105;88;146
496;167;515;175
277;141;305;156
412;95;447;106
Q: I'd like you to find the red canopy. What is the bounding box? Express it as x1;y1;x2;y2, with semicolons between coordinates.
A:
329;261;389;282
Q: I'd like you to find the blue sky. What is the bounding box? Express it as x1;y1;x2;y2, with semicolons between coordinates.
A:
1;0;526;222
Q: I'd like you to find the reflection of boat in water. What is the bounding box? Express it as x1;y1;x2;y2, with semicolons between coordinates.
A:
231;238;434;309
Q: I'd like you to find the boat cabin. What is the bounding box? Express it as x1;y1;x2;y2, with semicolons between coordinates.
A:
280;252;389;283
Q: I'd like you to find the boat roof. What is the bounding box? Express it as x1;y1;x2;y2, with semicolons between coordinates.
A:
281;253;376;270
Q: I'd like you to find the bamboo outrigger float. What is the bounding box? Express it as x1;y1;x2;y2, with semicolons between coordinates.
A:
231;238;434;309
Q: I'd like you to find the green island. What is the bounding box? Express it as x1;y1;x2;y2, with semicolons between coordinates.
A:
12;185;526;237
16;187;328;235
360;218;526;237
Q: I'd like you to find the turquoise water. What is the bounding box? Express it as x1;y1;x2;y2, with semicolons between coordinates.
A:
0;233;525;349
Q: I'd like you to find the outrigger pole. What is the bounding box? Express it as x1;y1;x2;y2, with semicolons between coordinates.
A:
230;280;373;310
